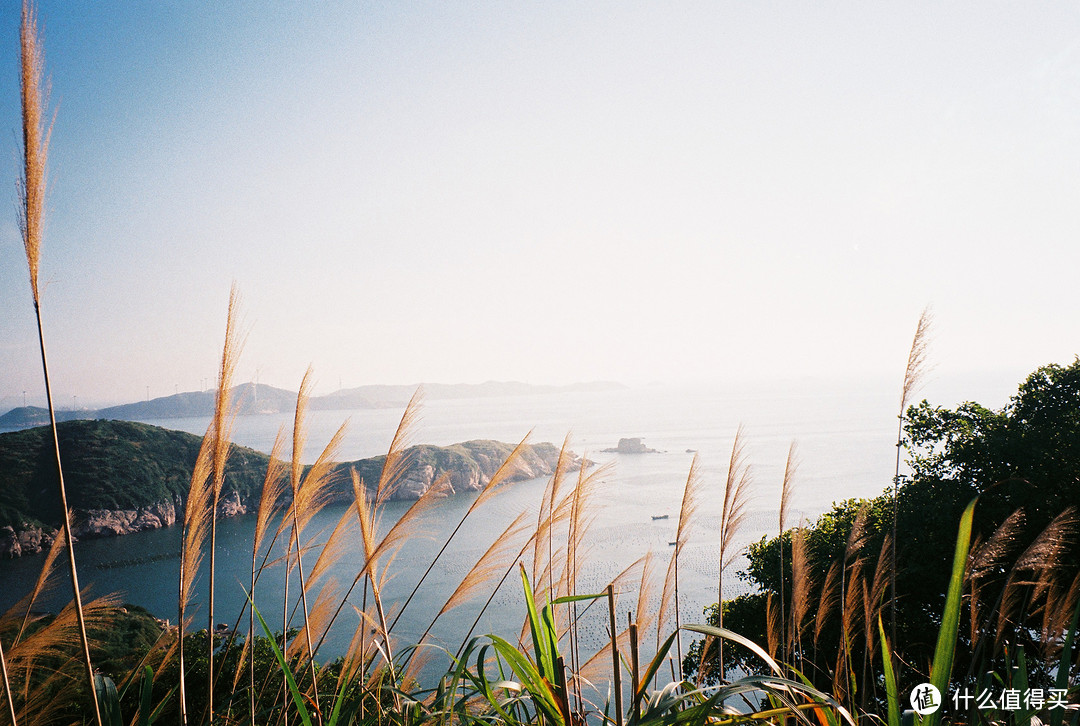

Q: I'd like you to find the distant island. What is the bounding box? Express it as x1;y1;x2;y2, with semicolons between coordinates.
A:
0;419;581;558
0;380;627;432
602;437;660;454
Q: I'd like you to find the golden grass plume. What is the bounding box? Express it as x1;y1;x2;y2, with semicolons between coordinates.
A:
18;0;51;307
814;560;841;649
790;525;812;656
657;455;703;649
719;426;752;578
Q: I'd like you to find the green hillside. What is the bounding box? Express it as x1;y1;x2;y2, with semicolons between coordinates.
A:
0;419;270;529
0;420;562;536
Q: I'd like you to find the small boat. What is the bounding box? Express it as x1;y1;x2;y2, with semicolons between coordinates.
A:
651;514;669;520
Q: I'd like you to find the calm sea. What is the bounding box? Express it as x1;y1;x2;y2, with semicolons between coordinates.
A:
0;375;1015;678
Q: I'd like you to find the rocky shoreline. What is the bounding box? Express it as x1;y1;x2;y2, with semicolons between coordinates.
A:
0;435;576;559
0;493;242;558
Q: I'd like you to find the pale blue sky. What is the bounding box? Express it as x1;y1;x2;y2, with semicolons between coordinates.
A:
2;2;1080;407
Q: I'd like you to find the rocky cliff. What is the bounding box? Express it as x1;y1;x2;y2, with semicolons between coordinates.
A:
0;492;255;558
337;440;571;501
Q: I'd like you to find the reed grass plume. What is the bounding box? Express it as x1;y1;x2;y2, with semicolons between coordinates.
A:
376;387;423;505
533;434;575;602
844;505;870;565
390;434;533;632
634;552;657;643
622;553;657;700
838;503;869;676
455;524;541;655
245;428;287;722
336;611;371;690
308;506;357;594
17;5;102;723
18;1;50;308
287;582;341;665
841;557;864;656
364;474;451;590
995;571;1025;650
657;455;703;673
814;561;841;650
565;455;606;602
517;445;603;655
15;528;65;645
997;507;1079;648
205;283;245;722
892;305;932;645
440;512;533;622
408;511;533;674
565;453;608;700
968;508;1025;645
1012;507;1077;576
719;426;751;580
778;442;798;538
766;593;781;659
863;533;892;659
578;557;648;683
777;441;798;662
970;508;1026;578
210;284;245;501
471;434;534;512
283;371;351;713
1043;572;1080;651
510;437;579;653
1;593;120;724
900;307;934;413
715;427;751;678
253;429;289;560
323;454;453;664
351;471;395;674
177;423;214;725
790;525;811;659
0;638;15;726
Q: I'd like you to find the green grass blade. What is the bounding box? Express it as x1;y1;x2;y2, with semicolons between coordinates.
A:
925;496;978;726
464;643;520;725
250;594;314;726
632;628;680;714
552;592;607;606
93;674;123;726
519;565;554;676
791;669;841;726
137;665;153;726
683;624;784;677
878;616;901;726
325;655;359;726
488;634;563;725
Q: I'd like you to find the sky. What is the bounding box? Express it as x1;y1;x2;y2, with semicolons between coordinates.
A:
2;2;1080;408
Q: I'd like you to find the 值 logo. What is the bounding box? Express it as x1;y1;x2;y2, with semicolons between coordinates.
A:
910;683;941;715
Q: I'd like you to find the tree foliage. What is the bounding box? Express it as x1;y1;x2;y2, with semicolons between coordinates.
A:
688;359;1080;709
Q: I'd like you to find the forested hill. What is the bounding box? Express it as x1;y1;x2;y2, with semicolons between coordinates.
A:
0;420;568;557
0;420;270;532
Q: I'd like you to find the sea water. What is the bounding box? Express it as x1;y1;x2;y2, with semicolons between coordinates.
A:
0;374;1016;680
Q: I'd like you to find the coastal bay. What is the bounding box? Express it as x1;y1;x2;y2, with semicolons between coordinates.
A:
0;380;918;664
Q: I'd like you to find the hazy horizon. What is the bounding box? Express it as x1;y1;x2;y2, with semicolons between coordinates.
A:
2;368;1031;420
3;3;1078;408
